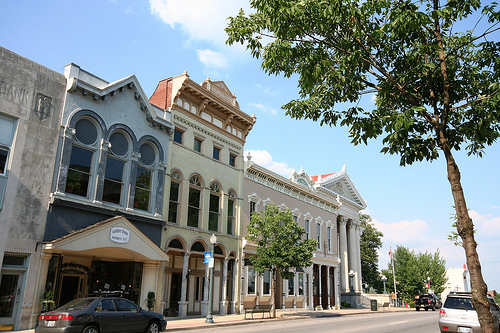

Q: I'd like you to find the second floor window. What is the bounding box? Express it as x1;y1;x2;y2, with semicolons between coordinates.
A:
209;182;220;231
174;129;183;144
305;220;310;240
168;171;181;223
213;146;221;160
227;190;235;235
194;138;202;152
317;223;321;249
188;175;202;228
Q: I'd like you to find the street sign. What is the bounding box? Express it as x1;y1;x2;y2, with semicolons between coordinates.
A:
425;283;430;289
204;251;212;264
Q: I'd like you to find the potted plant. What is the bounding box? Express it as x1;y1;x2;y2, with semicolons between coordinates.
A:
315;305;322;311
42;290;55;312
146;291;156;311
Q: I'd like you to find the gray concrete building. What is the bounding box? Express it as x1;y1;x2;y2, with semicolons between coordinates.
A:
0;46;66;331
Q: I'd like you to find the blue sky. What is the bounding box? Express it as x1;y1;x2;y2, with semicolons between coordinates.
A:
2;0;499;290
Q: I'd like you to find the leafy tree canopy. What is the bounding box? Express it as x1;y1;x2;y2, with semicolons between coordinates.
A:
246;204;317;278
360;213;384;292
382;245;447;303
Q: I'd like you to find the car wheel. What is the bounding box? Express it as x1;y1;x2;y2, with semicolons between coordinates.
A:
146;321;160;333
425;307;429;311
416;307;420;311
83;325;99;333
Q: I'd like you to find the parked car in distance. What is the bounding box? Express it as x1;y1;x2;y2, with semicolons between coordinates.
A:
415;293;442;311
36;295;166;333
438;291;500;333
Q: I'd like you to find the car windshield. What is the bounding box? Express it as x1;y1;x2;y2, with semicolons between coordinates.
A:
444;297;474;311
57;298;95;311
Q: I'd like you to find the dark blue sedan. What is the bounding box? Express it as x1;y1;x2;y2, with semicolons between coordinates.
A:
36;296;166;333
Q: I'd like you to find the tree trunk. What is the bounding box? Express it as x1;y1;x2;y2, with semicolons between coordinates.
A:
440;134;494;332
271;268;276;318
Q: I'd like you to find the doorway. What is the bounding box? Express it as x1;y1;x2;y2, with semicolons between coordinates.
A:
0;272;22;331
58;275;86;307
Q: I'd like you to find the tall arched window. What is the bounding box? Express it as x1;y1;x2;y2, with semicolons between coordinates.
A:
103;131;131;205
188;175;202;228
134;142;157;211
168;171;182;223
66;118;100;198
227;190;236;235
209;182;221;232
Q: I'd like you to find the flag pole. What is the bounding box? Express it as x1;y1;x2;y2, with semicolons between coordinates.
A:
391;243;397;307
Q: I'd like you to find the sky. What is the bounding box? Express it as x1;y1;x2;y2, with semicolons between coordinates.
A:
2;0;499;291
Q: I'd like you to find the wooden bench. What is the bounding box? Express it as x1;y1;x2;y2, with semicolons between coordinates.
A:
382;302;391;311
244;304;273;319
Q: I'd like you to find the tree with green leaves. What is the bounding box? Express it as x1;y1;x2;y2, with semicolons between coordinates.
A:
226;1;500;330
360;213;384;293
382;245;447;303
246;204;317;317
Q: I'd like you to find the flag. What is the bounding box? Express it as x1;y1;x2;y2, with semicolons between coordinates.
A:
389;247;393;258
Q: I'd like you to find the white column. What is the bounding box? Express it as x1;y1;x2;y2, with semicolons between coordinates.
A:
220;258;229;314
141;262;160;310
318;264;323;308
355;223;363;293
326;266;331;309
307;266;314;309
231;259;237;314
348;220;358;293
335;267;341;307
178;252;190;317
338;217;349;293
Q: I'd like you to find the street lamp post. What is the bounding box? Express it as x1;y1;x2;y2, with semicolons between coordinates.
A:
205;234;217;323
348;270;355;293
381;275;387;294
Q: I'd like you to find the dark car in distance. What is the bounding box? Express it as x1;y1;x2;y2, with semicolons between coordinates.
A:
35;296;166;333
415;293;442;311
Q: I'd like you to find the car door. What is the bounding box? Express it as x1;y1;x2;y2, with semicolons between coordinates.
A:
114;298;147;332
93;299;121;333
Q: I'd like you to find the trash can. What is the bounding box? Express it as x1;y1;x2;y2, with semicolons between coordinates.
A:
371;299;378;311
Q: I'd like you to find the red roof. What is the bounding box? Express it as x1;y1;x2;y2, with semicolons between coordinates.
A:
310;173;335;182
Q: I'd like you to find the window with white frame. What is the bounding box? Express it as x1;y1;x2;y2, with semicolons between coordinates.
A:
305;219;310;240
250;200;257;216
168;171;181;223
66;118;100;198
209;182;221;231
247;266;256;294
288;277;294;295
103;131;130;205
188;175;202;228
0;115;16;209
298;272;304;296
227;190;235;235
263;269;271;295
327;226;332;252
134;142;157;211
317;223;321;249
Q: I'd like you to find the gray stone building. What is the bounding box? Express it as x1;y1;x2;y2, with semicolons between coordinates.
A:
0;46;66;331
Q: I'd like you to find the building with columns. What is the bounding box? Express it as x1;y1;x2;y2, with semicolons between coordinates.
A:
242;158;366;310
149;73;256;317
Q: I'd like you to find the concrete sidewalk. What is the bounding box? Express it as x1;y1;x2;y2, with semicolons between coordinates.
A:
12;306;413;332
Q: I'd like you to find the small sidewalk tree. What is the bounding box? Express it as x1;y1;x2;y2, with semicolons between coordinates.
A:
246;204;317;318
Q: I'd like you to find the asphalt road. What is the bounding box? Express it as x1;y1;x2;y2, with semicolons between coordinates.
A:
177;310;441;333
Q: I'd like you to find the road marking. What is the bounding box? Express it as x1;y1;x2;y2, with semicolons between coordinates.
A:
389;321;408;325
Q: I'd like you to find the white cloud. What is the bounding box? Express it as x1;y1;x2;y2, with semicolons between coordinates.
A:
469;210;500;237
245;149;293;177
248;102;278;116
197;49;228;69
374;218;429;245
149;0;250;46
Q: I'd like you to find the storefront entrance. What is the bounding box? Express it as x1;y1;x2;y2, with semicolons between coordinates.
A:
0;254;28;331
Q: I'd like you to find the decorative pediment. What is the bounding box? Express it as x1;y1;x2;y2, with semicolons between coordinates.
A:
289;166;316;191
312;165;366;208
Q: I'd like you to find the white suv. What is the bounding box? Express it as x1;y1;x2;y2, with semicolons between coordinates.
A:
438;292;500;333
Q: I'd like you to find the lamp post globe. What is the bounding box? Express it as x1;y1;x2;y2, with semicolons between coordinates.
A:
348;270;355;293
381;275;387;294
205;234;217;323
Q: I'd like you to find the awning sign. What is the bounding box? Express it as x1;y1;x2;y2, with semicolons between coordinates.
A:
204;251;212;264
110;227;130;244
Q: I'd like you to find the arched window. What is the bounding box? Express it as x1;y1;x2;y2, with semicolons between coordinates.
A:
227;190;236;235
103;131;131;205
190;241;205;252
168;171;182;223
134;142;157;211
188;175;202;228
66;118;100;198
168;239;184;250
214;245;223;256
208;182;221;232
